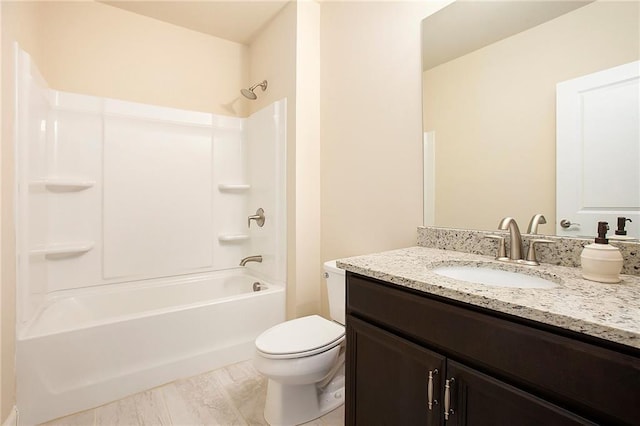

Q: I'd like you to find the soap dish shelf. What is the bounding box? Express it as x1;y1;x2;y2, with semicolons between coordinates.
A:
218;234;249;243
30;242;95;259
218;184;250;192
31;179;96;192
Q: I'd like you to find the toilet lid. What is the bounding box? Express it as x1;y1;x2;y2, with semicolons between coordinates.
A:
256;315;345;358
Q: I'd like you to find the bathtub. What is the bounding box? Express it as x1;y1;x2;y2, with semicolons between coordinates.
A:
16;269;285;425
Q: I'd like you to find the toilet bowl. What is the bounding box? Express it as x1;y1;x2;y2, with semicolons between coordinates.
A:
254;261;345;426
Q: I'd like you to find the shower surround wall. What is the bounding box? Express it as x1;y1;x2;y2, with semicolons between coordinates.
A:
15;47;287;423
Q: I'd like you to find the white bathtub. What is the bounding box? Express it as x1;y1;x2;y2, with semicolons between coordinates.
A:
16;269;285;425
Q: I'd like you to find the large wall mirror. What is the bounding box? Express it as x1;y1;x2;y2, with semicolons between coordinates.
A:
422;1;640;238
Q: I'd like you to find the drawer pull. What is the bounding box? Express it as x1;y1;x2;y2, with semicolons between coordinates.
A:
444;378;455;420
427;369;438;410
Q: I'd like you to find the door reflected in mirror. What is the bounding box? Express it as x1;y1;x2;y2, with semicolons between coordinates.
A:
556;61;639;239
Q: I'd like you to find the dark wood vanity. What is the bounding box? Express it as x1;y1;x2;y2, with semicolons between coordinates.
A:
345;272;640;425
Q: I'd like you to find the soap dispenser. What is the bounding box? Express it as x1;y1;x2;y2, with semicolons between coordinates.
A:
580;221;623;283
609;217;634;241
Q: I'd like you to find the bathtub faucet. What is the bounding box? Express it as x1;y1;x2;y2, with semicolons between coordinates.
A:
240;255;263;266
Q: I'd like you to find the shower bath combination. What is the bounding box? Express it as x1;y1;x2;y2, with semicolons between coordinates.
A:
14;47;288;425
241;80;268;100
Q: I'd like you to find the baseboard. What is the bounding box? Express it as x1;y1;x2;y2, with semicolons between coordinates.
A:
1;407;17;426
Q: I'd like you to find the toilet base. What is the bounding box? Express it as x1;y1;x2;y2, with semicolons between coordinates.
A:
263;374;345;426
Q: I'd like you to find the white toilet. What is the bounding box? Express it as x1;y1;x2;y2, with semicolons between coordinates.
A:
254;260;346;426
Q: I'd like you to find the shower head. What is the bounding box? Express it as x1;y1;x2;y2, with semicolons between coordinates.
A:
241;80;268;100
241;88;258;100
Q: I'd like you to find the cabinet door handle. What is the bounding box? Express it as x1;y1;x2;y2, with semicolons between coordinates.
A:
427;369;438;410
444;377;455;420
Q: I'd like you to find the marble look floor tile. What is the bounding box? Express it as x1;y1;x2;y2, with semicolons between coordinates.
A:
217;361;268;425
95;388;170;426
162;370;247;426
299;419;323;426
39;359;344;426
298;405;344;426
40;409;95;426
94;393;139;426
320;405;345;425
133;388;172;425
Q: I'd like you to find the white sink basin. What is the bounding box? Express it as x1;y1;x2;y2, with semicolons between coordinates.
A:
432;265;558;289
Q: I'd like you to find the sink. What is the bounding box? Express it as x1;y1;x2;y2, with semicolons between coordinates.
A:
432;265;559;289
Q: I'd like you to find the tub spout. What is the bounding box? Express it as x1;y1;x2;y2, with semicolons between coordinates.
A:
240;255;262;266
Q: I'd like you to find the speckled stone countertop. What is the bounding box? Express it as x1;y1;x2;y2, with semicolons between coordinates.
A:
337;246;640;350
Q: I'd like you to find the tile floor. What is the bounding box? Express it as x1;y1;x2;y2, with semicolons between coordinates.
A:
41;360;345;426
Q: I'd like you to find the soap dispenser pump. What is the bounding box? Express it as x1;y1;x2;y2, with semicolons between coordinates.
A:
580;221;623;283
610;217;634;241
615;217;632;236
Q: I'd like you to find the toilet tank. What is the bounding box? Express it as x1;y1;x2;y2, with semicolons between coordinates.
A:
324;260;346;325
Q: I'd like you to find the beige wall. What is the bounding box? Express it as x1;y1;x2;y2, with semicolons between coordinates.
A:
247;1;296;117
320;1;447;263
424;1;640;232
248;1;299;319
294;0;321;317
37;1;249;116
248;0;322;319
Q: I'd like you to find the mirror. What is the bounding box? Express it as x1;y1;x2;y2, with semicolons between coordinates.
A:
422;1;640;236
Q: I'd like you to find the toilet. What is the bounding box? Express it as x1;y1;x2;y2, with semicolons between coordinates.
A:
254;260;346;426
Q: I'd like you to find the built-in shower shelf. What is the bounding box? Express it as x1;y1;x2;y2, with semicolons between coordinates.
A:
218;234;249;242
30;242;95;258
218;184;250;192
31;179;96;191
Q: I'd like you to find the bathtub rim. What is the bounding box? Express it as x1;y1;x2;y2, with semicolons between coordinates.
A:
19;267;284;340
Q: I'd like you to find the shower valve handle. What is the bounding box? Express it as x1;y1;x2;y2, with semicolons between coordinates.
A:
248;208;266;228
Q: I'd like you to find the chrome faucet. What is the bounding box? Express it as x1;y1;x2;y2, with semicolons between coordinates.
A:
240;255;262;266
498;217;523;261
527;214;547;234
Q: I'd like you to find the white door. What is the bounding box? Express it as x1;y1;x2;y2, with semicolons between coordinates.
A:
556;61;640;239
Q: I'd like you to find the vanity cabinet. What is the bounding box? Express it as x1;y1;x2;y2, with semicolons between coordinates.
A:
345;273;640;425
347;315;445;425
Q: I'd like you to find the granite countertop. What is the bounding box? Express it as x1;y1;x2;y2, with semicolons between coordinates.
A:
337;246;640;350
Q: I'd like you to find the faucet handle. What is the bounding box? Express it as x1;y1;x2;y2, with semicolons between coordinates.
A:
248;208;266;228
527;214;547;234
524;238;554;265
485;234;508;260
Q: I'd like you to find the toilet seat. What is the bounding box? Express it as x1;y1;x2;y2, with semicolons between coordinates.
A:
256;315;345;359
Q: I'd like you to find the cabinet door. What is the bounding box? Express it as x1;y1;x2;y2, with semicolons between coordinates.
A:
445;361;595;426
346;315;445;426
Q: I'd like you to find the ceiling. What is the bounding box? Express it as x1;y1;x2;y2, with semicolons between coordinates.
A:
101;1;291;45
101;1;594;65
422;1;593;71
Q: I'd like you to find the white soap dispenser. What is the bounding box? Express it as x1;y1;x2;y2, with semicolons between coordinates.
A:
580;221;624;283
